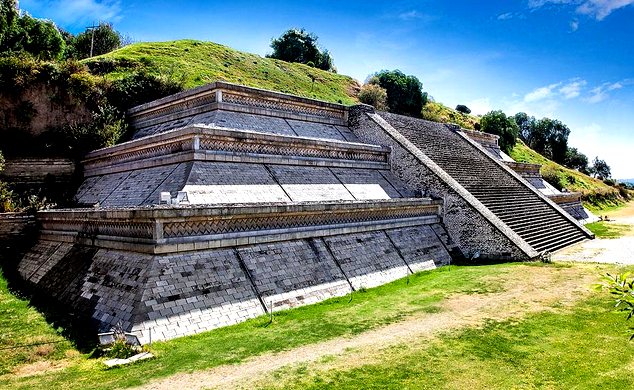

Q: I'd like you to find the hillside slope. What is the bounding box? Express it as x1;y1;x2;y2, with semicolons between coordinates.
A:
509;140;622;210
84;40;360;105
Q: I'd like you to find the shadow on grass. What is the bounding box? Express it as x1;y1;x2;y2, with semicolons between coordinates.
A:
0;240;99;354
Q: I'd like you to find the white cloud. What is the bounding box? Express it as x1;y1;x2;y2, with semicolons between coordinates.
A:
497;12;514;20
399;10;421;20
19;0;122;26
465;98;492;116
569;18;579;31
584;80;628;103
528;0;634;21
524;83;561;102
607;81;623;91
559;78;587;99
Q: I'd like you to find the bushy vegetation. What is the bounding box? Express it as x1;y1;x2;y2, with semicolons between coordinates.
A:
481;110;518;153
61;22;122;60
358;82;387;110
370;70;427;117
0;1;64;60
455;104;471;114
0;150;54;213
594;273;634;340
267;28;335;72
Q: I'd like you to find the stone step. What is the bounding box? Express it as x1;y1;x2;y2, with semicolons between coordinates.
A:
500;212;565;226
538;235;587;254
526;229;582;248
514;220;571;236
532;232;586;253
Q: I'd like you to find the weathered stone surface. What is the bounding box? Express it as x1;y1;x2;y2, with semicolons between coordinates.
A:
20;218;453;343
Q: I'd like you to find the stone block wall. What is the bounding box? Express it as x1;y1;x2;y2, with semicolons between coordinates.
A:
0;158;76;185
19;220;454;343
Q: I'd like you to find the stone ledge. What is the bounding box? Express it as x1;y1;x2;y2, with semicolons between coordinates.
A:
548;192;582;204
127;81;349;128
83;125;390;176
504;161;542;174
37;199;442;253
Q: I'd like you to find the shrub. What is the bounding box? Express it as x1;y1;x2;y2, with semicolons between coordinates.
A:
373;69;426;117
358;83;388;111
107;71;184;112
71;22;121;59
542;170;564;191
61;104;127;156
455;104;471;114
593;273;634;340
480;110;518;153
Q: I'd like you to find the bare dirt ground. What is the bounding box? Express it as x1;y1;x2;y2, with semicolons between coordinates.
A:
555;202;634;264
129;264;600;390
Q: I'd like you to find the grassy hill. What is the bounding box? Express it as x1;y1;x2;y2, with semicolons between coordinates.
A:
509;140;623;211
84;40;360;105
422;101;480;130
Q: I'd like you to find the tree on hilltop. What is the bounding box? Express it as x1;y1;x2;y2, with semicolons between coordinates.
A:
480;110;518;153
590;157;611;180
267;28;335;72
565;147;589;174
64;22;121;59
456;104;471;114
372;70;426;117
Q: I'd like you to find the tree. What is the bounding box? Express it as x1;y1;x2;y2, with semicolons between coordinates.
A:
455;104;471;114
0;0;18;45
565;147;589;174
514;112;535;143
0;4;65;60
590;157;611;180
267;28;335;72
515;114;571;164
358;83;387;110
480;110;519;153
374;70;426;117
72;22;121;59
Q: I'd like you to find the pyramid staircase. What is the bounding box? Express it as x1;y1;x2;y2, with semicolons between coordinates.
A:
379;112;591;254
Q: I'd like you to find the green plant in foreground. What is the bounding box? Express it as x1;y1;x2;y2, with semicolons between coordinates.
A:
593;272;634;339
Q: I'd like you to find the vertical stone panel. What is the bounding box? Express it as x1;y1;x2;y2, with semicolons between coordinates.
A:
330;167;400;200
386;226;451;272
267;165;355;202
324;231;410;289
237;238;351;311
101;165;178;207
183;162;291;204
76;172;131;206
132;248;265;342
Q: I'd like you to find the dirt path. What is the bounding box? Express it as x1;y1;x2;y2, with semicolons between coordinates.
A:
555;201;634;264
129;264;598;390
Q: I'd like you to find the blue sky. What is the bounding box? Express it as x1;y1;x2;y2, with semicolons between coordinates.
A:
20;0;634;178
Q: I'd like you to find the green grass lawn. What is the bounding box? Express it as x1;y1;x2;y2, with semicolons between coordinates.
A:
585;221;632;239
0;269;74;376
85;40;360;105
253;294;634;390
0;264;509;389
2;262;632;390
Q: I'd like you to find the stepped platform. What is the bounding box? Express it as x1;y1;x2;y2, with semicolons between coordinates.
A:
15;81;594;343
17;82;461;343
